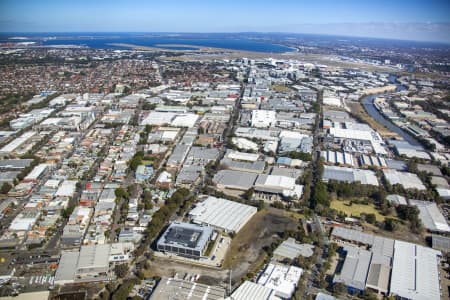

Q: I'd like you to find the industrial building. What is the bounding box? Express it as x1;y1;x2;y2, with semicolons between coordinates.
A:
156;222;214;258
321;150;356;167
390;241;442;300
189;196;257;233
251;110;276;128
257;263;303;299
213;170;258;191
273;238;314;261
228;281;278;300
54;243;133;284
333;245;372;293
323;165;379;186
383;169;426;190
331;227;442;298
151;277;226;300
254;174;304;198
409;200;450;233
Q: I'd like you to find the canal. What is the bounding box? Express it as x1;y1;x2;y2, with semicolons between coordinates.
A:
360;77;422;147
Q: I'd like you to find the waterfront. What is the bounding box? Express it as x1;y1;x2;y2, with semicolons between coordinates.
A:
361;93;422;146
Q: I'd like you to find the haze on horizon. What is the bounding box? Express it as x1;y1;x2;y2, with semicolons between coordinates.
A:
1;0;449;43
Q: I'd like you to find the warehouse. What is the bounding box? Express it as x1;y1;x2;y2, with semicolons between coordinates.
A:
257;263;303;299
323;166;379;186
321;150;356;167
156;222;213;258
213;170;258;191
409;200;450;233
382;169;426;190
273;238;314;260
229;280;278;300
23;163;50;183
251;110;276;128
254;174;304;198
151;277;226;300
328;126;387;155
141;111;199;127
189;196;257;233
390;241;442;300
0;131;36;156
224;150;260;162
333;245;372;294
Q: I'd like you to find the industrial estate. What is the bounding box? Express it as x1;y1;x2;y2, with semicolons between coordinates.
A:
0;22;449;300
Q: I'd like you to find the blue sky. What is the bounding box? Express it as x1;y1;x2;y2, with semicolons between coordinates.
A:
1;0;449;42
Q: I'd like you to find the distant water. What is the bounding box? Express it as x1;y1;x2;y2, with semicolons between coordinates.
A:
0;33;294;53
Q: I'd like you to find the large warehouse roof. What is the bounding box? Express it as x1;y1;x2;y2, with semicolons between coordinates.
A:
152;277;226;300
228;281;278;300
409;200;450;233
333;245;371;291
323;166;379;186
383;169;426;190
390;240;442;300
189;196;257;233
213;170;257;190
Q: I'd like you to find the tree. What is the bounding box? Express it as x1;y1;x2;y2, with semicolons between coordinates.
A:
114;263;129;278
333;282;346;295
0;182;12;194
366;213;376;224
243;188;254;200
384;218;398;231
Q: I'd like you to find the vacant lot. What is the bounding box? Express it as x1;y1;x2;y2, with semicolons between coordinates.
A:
223;207;299;281
331;199;386;221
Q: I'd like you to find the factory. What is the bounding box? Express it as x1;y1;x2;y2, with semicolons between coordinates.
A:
189;196;257;234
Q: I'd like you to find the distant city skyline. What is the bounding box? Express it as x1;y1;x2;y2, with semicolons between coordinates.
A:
1;0;450;43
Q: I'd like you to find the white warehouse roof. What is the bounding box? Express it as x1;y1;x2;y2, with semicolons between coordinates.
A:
229;281;278;300
383;169;426;190
189;196;257;233
390;240;442;300
409;200;450;233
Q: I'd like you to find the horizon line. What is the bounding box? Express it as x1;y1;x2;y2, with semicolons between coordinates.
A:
1;31;450;45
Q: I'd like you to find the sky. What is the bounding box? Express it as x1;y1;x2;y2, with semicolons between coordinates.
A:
1;0;450;42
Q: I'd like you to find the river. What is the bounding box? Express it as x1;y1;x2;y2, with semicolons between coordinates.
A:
361;77;422;146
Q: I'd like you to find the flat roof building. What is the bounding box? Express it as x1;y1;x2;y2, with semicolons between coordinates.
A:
409;200;450;233
257;263;303;299
213;170;257;191
323;165;379;186
151;277;226;300
383;169;426;190
333;245;372;293
390;241;442;300
228;281;278;300
273;238;314;260
189;196;257;233
251;110;276;128
156;222;213;258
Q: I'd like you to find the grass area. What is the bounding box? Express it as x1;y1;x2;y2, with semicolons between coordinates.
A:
331;199;386;221
285;211;304;221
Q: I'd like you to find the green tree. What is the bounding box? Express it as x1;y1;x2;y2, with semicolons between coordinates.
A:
0;182;12;194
